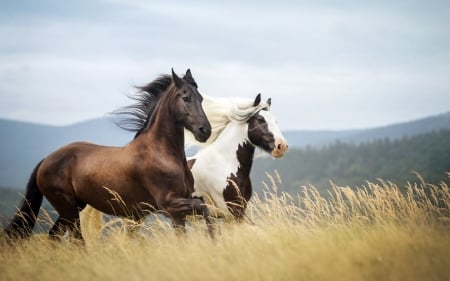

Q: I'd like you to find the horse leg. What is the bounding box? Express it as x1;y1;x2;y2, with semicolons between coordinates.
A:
49;216;84;241
190;198;215;238
162;195;214;238
47;193;85;242
67;217;83;241
172;217;187;235
49;217;67;240
80;205;105;239
71;202;87;240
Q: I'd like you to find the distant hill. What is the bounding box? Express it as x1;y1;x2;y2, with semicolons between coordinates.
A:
0;111;449;190
0;117;133;189
284;111;450;147
252;129;450;194
0;186;57;229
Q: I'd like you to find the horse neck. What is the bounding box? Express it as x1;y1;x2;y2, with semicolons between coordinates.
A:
135;96;186;157
212;121;256;175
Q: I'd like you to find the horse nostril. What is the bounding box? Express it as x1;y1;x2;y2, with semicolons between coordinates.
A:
274;140;288;153
199;127;211;137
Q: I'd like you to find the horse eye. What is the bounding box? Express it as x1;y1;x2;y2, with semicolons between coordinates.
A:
183;96;190;102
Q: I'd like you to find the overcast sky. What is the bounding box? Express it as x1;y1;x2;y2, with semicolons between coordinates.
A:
1;0;449;130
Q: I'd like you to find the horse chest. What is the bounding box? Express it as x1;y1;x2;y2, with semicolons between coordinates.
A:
192;149;240;190
189;144;244;212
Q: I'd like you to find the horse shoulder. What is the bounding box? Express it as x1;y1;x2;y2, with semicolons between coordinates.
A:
132;150;190;193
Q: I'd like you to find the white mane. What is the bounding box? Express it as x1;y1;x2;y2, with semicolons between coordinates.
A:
185;95;270;147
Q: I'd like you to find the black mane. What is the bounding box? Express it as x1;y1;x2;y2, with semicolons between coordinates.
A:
114;72;199;138
113;75;173;137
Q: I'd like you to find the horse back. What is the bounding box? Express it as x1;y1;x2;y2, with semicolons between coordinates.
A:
36;141;126;201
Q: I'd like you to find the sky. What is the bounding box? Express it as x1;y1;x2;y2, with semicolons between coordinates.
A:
1;0;449;131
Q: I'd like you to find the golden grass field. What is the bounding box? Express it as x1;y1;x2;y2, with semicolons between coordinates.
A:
1;172;449;281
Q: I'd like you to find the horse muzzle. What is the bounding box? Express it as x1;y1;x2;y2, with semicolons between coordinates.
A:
194;126;212;143
271;138;288;158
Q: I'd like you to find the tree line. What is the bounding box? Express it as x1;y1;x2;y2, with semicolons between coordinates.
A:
252;129;450;195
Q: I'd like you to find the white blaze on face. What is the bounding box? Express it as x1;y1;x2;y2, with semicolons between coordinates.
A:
259;110;288;158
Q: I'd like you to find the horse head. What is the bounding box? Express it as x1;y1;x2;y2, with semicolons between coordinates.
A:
247;94;288;158
171;69;211;142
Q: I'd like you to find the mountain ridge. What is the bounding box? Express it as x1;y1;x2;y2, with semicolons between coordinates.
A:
1;111;449;189
284;111;450;147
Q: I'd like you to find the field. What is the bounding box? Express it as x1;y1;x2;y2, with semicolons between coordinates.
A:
1;173;449;281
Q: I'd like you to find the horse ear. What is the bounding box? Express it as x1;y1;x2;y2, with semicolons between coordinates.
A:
253;93;261;106
172;68;183;88
183;68;198;88
267;98;272;106
185;69;193;79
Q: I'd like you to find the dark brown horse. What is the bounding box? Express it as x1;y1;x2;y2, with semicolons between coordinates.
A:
4;69;213;241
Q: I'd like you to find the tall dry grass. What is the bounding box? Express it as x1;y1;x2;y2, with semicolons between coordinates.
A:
1;172;449;281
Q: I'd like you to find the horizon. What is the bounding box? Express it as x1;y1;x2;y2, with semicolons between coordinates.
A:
1;1;450;130
1;109;449;132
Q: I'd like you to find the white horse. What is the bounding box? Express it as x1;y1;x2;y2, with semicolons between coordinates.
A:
80;93;288;234
185;93;288;218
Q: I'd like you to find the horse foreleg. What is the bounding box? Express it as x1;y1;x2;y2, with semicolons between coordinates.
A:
190;198;215;238
172;217;187;235
162;196;215;238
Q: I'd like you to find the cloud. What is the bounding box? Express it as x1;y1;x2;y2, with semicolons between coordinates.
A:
0;0;449;130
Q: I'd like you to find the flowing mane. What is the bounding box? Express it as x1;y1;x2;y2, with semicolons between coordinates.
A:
113;75;173;137
114;73;271;145
185;95;270;146
114;73;201;138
